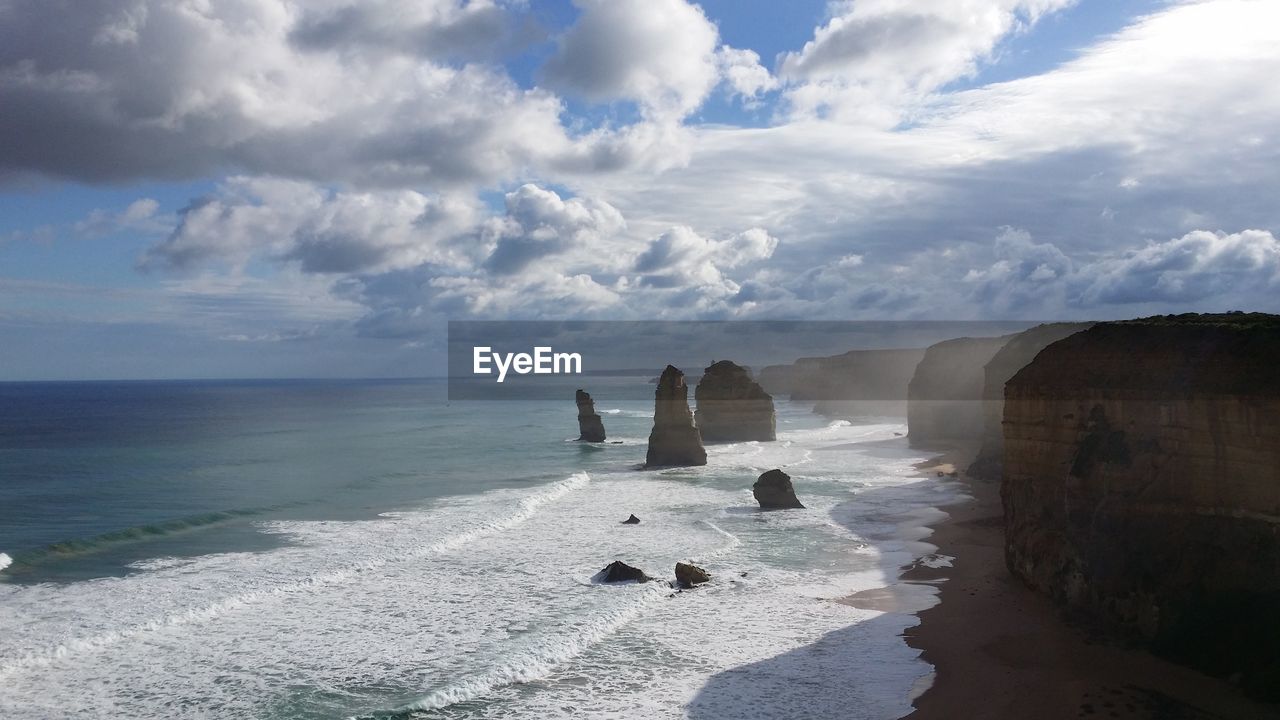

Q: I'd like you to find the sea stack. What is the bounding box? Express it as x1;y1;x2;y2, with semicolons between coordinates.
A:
675;562;711;588
1002;314;1280;698
753;468;804;509
645;365;708;467
575;389;606;442
694;360;776;442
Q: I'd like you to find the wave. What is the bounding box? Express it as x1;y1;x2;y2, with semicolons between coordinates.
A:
0;552;11;573
356;581;667;719
1;505;307;575
0;473;592;682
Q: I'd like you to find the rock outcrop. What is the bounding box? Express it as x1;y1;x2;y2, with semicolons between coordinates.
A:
760;348;926;418
694;360;776;442
907;335;1015;449
753;468;804;509
621;514;640;525
1002;314;1280;697
967;323;1094;478
575;389;606;442
675;562;711;588
593;560;651;583
645;365;708;467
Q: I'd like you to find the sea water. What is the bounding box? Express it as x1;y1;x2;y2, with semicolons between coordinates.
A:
0;378;958;719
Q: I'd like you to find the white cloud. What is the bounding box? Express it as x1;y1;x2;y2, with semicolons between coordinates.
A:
481;184;626;275
779;0;1077;124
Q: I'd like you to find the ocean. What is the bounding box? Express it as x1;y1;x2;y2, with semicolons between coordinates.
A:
0;378;957;719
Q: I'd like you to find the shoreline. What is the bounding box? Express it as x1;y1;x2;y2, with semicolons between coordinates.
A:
892;447;1273;720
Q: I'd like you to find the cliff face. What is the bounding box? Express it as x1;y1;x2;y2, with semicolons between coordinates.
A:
907;335;1014;449
760;348;926;417
575;389;606;442
646;365;708;467
967;323;1094;478
694;360;776;442
1002;314;1280;696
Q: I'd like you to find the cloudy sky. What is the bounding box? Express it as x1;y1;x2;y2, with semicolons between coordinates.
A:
2;0;1278;379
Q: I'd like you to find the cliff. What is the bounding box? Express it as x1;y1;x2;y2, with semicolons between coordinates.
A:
966;323;1094;478
645;365;708;467
694;360;776;442
1002;313;1280;698
907;335;1015;449
575;389;606;442
760;348;926;417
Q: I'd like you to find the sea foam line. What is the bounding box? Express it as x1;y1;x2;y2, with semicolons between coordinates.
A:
0;473;591;681
356;582;669;719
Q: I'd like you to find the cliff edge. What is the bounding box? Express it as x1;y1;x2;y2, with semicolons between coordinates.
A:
907;335;1014;449
1002;313;1280;698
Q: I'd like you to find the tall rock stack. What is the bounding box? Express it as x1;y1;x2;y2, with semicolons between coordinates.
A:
645;365;707;467
1002;314;1280;698
907;335;1014;449
966;322;1094;478
694;360;776;442
575;389;606;442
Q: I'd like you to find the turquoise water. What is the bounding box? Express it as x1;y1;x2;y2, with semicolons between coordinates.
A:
0;378;955;719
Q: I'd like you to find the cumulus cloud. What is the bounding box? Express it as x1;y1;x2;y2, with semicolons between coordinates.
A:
779;0;1076;123
0;0;571;185
481;184;626;275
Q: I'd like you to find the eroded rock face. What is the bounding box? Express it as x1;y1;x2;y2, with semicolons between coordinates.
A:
675;562;711;588
907;335;1014;449
694;360;776;442
1002;314;1280;697
753;468;804;509
967;323;1094;479
645;365;707;467
593;560;651;583
762;348;926;418
575;389;606;442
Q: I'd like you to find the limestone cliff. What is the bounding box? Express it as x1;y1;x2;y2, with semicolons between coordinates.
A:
694;360;776;442
760;348;926;417
1002;314;1280;697
645;365;708;467
575;389;606;442
907;335;1014;449
967;323;1094;478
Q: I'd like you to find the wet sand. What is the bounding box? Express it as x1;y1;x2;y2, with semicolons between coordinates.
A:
854;450;1275;719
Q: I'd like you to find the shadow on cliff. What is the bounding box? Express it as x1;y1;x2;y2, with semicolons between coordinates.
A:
688;470;959;719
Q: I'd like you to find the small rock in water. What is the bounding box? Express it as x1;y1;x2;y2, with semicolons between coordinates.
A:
752;468;805;509
621;514;641;525
675;562;711;588
593;560;650;583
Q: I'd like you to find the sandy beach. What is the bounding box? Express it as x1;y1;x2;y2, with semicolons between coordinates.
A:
887;451;1275;720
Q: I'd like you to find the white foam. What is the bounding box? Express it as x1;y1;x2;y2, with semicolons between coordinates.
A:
0;552;11;572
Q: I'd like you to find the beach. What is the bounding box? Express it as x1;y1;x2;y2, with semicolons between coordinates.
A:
902;451;1275;720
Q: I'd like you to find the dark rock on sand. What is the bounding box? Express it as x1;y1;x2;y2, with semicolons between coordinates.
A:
694;360;776;442
621;514;641;525
645;365;707;467
753;469;804;509
675;562;711;588
575;389;606;442
593;560;651;583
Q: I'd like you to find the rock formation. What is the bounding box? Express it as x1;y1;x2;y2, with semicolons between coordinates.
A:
760;348;926;418
621;514;640;525
1002;314;1280;698
694;360;776;442
967;323;1094;478
675;562;711;588
753;468;804;509
593;560;651;583
575;389;606;442
907;335;1015;449
645;365;708;467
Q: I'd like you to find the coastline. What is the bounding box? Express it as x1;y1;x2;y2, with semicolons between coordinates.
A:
895;448;1274;720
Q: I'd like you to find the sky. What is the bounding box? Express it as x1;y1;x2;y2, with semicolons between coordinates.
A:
1;0;1279;379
